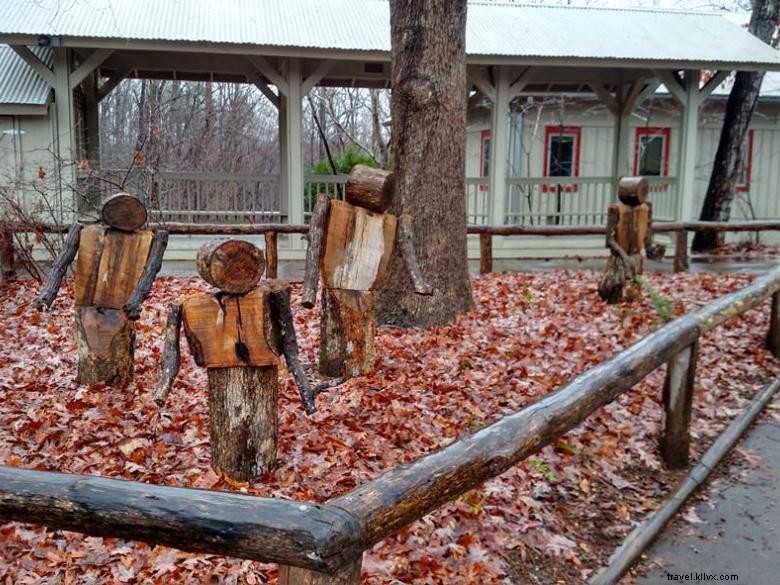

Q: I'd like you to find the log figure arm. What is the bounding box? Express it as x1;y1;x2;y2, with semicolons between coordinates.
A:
643;202;666;262
125;230;169;320
301;194;330;309
398;214;433;295
605;207;634;280
35;223;83;310
154;303;182;406
268;287;318;414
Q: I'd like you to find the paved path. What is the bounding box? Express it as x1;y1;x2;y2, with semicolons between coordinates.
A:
637;406;780;585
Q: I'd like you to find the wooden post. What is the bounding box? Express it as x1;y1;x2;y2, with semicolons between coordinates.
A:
207;366;279;481
320;289;375;378
673;230;689;273
479;232;492;275
767;290;780;358
278;556;362;585
265;231;278;279
660;342;698;469
0;228;14;282
75;307;135;385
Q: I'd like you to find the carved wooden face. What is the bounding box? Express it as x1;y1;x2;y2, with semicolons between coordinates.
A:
101;193;148;231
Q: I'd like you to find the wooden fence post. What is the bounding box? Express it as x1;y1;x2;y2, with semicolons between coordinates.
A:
660;341;698;469
278;556;362;585
479;232;492;275
265;231;278;278
0;228;14;282
767;290;780;358
673;230;688;273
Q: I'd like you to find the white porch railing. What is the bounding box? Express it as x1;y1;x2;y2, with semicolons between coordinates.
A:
503;176;678;226
86;170;678;226
303;174;348;221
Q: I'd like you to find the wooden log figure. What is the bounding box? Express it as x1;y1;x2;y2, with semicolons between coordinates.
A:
598;177;666;304
155;239;320;482
35;193;168;385
302;165;432;379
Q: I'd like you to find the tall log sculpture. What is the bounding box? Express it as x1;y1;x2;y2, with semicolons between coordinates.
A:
155;239;319;482
35;193;168;385
302;165;432;379
598;177;666;304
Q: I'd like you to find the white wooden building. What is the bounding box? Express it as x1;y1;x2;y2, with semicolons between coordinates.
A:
1;0;780;260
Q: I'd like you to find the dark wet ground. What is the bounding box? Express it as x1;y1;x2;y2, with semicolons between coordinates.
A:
636;400;780;585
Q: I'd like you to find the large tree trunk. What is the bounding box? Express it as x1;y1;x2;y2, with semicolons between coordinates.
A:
375;0;473;327
692;0;779;252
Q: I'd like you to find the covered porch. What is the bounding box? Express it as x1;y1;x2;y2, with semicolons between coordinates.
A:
2;1;780;258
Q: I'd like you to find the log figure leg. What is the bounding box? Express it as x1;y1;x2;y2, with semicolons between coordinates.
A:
319;288;375;378
768;290;780;358
207;366;279;481
76;306;135;385
278;556;362;585
598;256;626;304
661;342;698;469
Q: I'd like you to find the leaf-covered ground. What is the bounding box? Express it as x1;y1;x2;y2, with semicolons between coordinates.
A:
0;270;777;584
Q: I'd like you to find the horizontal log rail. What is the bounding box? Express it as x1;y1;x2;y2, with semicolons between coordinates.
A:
0;262;778;581
2;219;779;282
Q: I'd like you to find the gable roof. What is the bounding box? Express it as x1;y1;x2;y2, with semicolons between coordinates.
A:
0;45;51;107
0;0;779;70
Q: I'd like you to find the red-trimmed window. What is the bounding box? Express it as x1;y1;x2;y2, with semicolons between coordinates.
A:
634;127;671;177
479;129;491;191
737;129;754;192
543;126;581;192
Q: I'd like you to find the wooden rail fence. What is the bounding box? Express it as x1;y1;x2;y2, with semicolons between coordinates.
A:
2;220;780;281
0;259;779;582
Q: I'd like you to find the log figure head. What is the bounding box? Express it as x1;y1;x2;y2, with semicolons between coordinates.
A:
345;164;395;213
617;176;648;207
196;239;265;295
100;193;148;232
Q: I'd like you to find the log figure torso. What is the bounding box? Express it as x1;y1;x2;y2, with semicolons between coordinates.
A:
181;287;279;369
74;225;155;309
321;199;398;292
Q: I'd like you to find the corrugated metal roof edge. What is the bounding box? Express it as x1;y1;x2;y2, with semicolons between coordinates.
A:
468;1;729;17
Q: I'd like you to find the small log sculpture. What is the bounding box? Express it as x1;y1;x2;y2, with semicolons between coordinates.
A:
302;165;432;379
155;240;319;481
35;193;168;385
598;177;666;304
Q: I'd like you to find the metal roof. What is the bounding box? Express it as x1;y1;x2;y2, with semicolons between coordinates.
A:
0;45;51;106
0;0;779;69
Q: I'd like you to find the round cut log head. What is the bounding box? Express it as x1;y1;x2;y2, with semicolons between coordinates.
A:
617;176;649;206
101;193;148;231
197;239;265;294
345;164;394;213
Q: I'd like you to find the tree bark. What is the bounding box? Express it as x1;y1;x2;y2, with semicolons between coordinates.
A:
207;366;278;481
320;289;375;378
375;0;473;327
154;303;182;405
302;194;330;309
692;0;780;252
76;307;135;386
124;230;168;320
35;224;82;309
264;231;278;279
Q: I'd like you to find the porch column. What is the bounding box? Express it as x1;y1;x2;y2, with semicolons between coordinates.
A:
82;71;102;211
488;67;510;226
279;58;304;234
52;47;77;223
678;70;701;222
